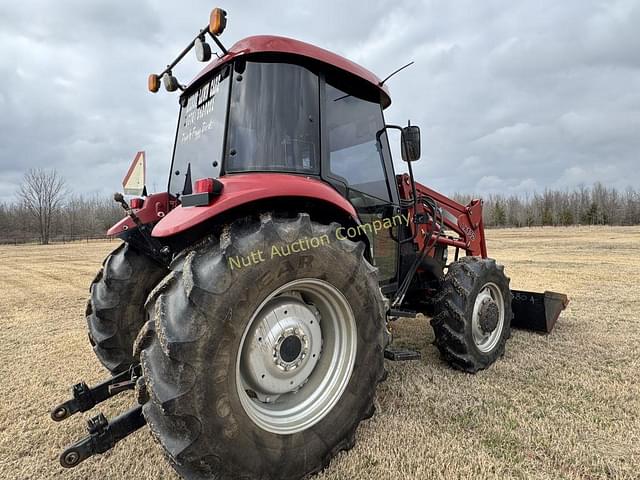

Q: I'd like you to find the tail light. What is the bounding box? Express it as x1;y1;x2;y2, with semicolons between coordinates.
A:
194;178;215;194
194;178;223;195
182;178;224;207
130;198;144;209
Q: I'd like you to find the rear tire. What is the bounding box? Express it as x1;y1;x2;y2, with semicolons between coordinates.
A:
431;256;513;373
139;213;386;480
86;243;166;374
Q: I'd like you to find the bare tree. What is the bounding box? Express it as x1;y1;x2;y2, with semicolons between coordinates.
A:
17;169;67;244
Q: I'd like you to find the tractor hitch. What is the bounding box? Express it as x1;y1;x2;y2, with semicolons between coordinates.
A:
50;364;141;422
59;406;146;468
511;290;569;333
52;365;147;468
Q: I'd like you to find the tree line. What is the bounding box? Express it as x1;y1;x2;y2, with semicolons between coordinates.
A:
1;170;638;245
454;182;640;227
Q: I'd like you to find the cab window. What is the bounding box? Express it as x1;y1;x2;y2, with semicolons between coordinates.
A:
225;61;320;174
325;84;391;202
324;82;397;283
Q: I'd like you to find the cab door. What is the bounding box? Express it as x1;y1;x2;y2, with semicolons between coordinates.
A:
321;81;400;288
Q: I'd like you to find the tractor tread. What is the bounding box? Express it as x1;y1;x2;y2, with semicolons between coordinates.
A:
431;256;513;373
140;212;385;480
86;242;166;374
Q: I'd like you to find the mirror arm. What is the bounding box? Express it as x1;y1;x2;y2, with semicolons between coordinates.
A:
207;30;228;55
154;25;227;82
377;124;418;205
376;125;419;245
405;155;418;205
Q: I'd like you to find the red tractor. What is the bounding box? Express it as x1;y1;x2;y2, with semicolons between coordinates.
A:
51;9;568;479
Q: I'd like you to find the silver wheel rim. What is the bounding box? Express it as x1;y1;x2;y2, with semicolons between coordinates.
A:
235;278;357;434
471;282;505;353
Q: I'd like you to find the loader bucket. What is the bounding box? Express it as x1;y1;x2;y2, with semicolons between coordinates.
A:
510;290;569;333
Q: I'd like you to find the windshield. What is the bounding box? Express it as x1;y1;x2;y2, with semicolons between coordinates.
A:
169;65;231;196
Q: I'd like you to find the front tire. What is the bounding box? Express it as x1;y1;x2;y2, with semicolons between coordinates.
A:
139;213;386;480
431;256;513;373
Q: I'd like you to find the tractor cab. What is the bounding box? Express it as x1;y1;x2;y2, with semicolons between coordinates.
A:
163;35;418;288
171;53;395;201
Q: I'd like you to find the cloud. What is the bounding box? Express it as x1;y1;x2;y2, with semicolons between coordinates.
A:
0;0;638;204
475;175;539;196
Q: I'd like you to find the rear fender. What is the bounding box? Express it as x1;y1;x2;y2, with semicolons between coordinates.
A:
151;174;359;238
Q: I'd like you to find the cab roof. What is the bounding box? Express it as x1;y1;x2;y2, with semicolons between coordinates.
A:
189;35;391;108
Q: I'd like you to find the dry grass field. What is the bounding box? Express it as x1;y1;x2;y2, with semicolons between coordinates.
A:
0;226;638;480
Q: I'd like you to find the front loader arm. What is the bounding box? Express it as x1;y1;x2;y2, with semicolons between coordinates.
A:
396;174;487;258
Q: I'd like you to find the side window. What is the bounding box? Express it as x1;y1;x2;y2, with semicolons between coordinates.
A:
325;84;391;202
325;83;397;283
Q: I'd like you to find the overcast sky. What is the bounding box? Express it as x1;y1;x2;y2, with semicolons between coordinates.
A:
1;0;638;203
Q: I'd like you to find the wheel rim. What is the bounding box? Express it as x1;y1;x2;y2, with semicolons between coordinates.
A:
471;282;505;353
235;278;357;434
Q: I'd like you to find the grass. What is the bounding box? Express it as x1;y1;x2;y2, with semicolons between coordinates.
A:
0;226;638;479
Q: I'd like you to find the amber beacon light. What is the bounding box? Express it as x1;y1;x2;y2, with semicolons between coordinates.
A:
209;8;227;35
147;74;160;93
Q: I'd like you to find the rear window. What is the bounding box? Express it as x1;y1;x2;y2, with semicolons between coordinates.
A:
225;61;320;174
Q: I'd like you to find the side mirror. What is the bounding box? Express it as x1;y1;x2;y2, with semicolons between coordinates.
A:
401;125;421;162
